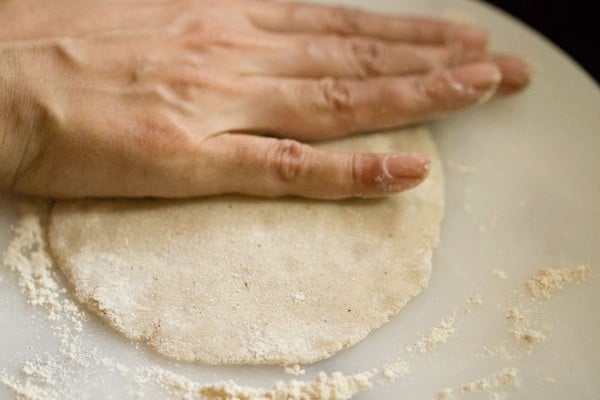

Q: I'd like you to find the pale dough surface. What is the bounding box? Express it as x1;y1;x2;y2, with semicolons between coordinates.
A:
48;126;444;365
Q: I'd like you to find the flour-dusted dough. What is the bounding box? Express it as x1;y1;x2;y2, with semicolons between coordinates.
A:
48;126;444;365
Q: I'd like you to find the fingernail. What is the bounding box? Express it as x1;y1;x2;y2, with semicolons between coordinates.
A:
385;154;431;178
451;62;502;90
380;154;431;192
492;55;534;95
449;62;502;102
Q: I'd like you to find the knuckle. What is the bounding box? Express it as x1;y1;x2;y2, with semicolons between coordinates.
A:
50;38;84;69
142;78;199;112
350;153;363;187
186;26;234;47
166;81;197;103
269;139;310;183
349;38;384;77
351;153;382;190
316;78;353;113
128;63;153;84
421;70;466;107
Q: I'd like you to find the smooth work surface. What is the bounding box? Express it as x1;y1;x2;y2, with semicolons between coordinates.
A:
1;0;599;398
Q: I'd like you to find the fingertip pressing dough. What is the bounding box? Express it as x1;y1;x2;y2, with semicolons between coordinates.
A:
48;126;444;365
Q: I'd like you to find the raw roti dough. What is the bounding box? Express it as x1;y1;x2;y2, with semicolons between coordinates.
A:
48;126;444;365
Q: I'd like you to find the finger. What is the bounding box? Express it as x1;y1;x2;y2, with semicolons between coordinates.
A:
490;54;533;95
243;34;483;78
241;62;501;141
245;1;488;49
199;133;430;199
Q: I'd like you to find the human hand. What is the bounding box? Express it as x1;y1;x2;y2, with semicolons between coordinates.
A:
0;0;531;199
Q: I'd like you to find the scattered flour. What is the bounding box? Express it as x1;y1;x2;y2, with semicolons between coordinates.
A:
526;266;588;299
461;367;519;392
436;388;452;399
0;373;60;400
512;326;546;344
150;369;375;400
411;299;483;353
22;357;59;386
97;358;374;400
2;203;66;318
505;307;522;321
413;312;457;353
437;368;520;399
483;265;591;362
466;294;483;305
500;266;589;349
381;361;410;383
504;304;546;349
284;365;306;376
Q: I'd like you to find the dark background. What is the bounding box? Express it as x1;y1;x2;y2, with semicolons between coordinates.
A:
484;0;599;82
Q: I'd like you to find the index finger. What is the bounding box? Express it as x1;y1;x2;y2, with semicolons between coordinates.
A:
245;1;488;49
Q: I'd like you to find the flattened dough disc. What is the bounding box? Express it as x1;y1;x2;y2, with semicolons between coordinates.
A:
48;126;444;365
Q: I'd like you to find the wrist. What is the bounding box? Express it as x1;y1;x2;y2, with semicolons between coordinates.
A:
0;49;19;189
0;47;44;192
